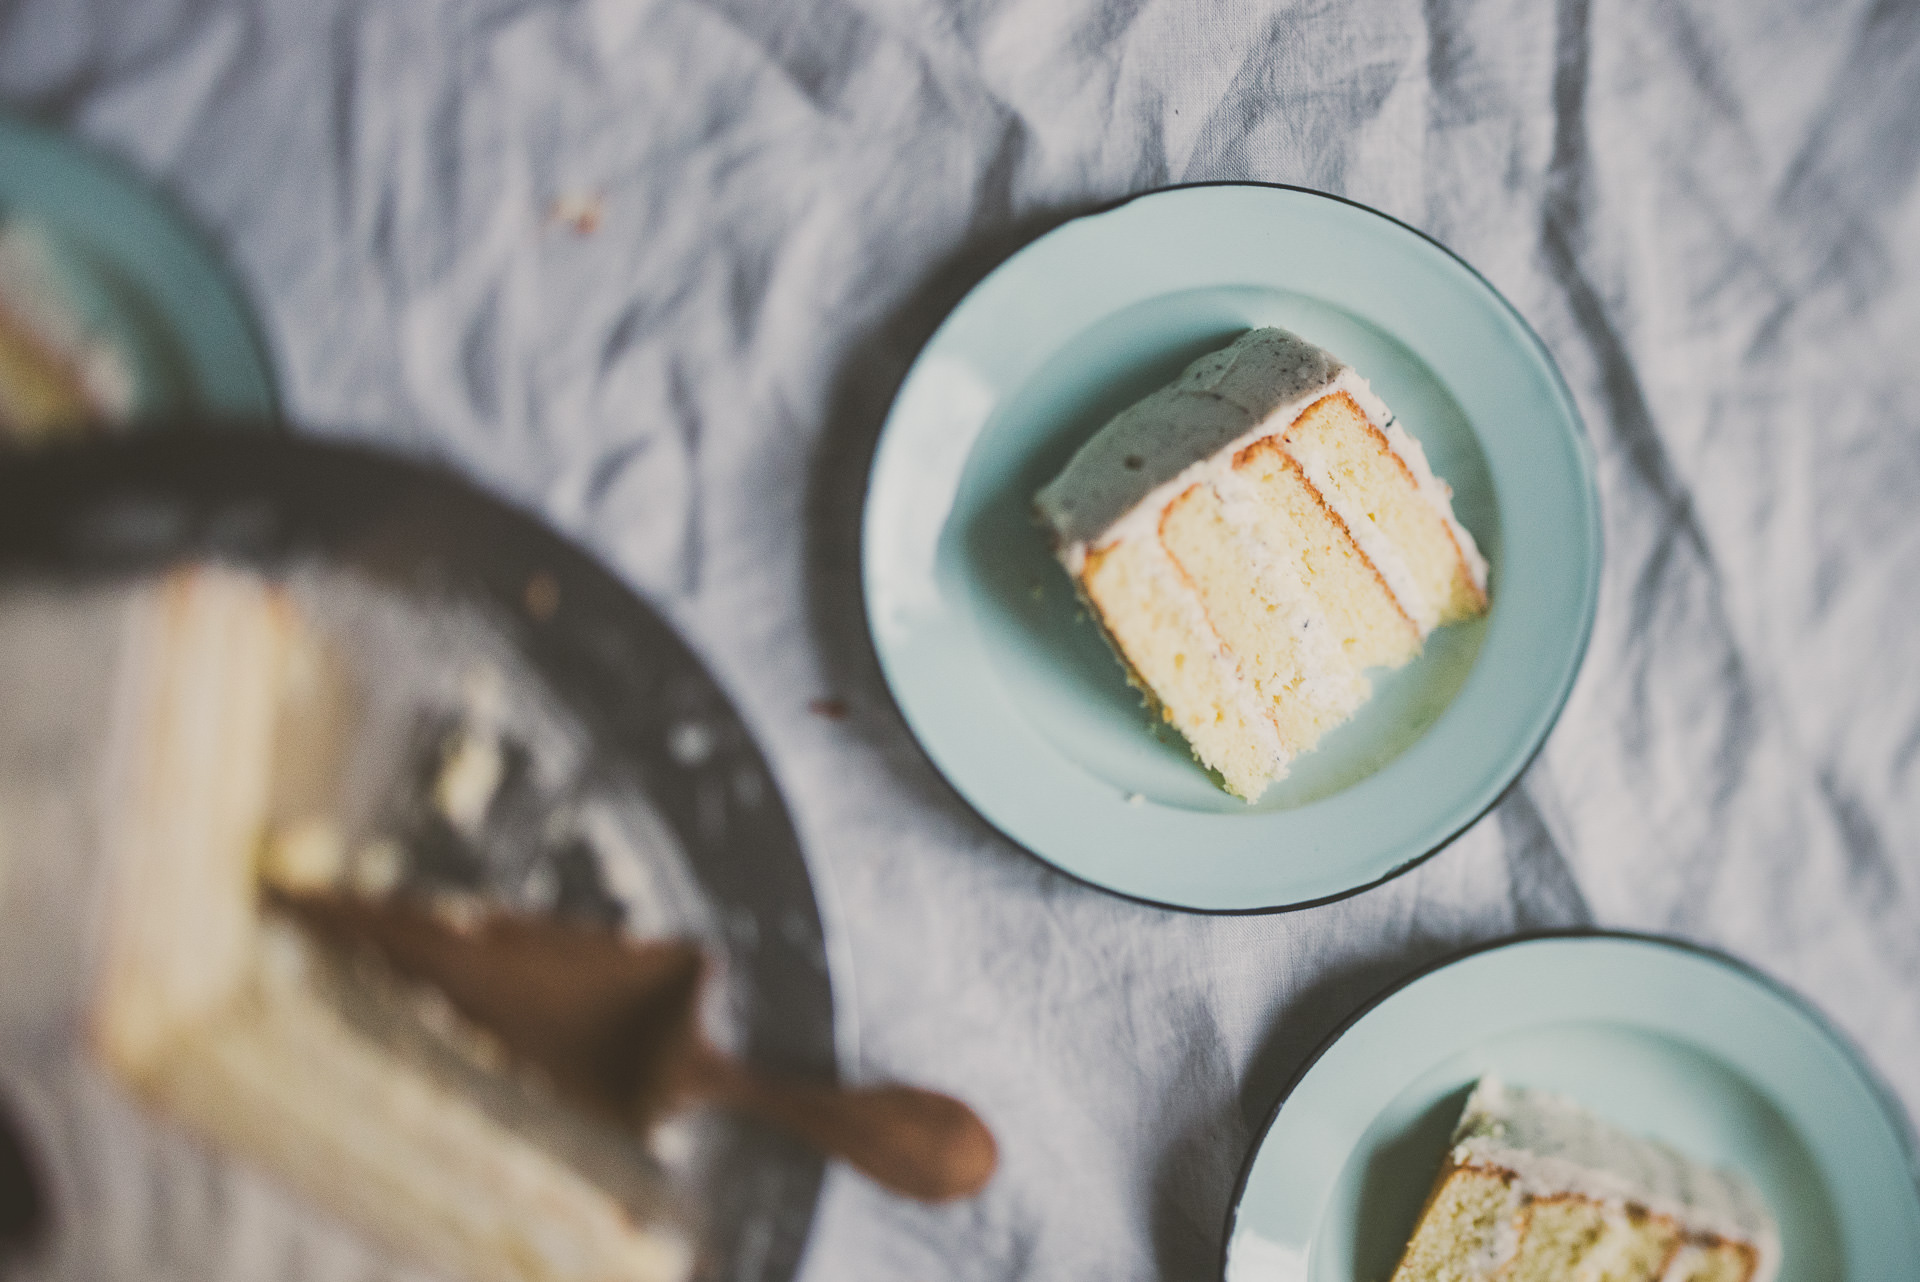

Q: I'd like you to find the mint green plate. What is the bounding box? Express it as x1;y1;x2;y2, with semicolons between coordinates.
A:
0;115;277;423
862;184;1599;911
1225;934;1920;1281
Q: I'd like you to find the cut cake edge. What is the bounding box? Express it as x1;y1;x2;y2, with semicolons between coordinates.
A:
1036;327;1489;800
1387;1078;1780;1282
88;566;692;1282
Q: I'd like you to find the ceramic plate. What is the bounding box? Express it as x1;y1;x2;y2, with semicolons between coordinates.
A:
862;183;1600;911
1225;933;1920;1281
0;115;276;423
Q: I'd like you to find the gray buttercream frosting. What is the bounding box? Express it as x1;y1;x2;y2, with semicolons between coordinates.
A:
1451;1077;1780;1281
1035;327;1341;552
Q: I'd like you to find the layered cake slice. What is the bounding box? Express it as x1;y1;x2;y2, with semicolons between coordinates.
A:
90;567;691;1282
1036;327;1488;800
1391;1078;1780;1282
0;224;134;440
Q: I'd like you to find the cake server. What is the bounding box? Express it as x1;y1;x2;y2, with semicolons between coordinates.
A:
271;888;998;1203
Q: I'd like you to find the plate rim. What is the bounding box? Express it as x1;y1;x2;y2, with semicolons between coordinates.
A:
1217;928;1920;1281
0;111;281;425
860;179;1603;915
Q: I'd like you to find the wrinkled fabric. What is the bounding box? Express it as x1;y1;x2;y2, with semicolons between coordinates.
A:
2;0;1918;1277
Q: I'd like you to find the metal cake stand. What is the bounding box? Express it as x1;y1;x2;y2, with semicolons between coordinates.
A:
0;430;834;1282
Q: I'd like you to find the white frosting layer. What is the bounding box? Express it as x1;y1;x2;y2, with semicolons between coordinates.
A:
1038;330;1340;560
1129;530;1291;779
1452;1078;1780;1282
1036;329;1488;623
1209;464;1362;716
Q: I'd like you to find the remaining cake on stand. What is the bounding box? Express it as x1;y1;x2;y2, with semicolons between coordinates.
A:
1036;327;1488;801
89;567;691;1282
1390;1078;1779;1282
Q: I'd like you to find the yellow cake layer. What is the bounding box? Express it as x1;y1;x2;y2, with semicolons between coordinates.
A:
1082;425;1433;800
1668;1241;1763;1282
1159;478;1367;756
1277;392;1486;628
1081;537;1280;799
1389;1163;1763;1282
91;568;690;1282
1388;1163;1517;1282
1504;1196;1678;1282
140;941;688;1282
1230;435;1423;669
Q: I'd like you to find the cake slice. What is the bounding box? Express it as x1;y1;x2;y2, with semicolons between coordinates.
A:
1036;327;1487;801
90;567;691;1282
0;224;134;440
1390;1078;1780;1282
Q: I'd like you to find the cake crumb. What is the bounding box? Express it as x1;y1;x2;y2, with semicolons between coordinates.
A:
349;837;405;898
546;192;604;235
428;893;488;936
651;1116;698;1168
434;727;503;837
259;818;346;892
520;861;560;910
523;571;560;620
667;720;715;766
808;697;848;720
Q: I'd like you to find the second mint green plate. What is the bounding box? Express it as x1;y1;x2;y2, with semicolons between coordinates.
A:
1225;934;1920;1281
0;115;277;424
862;184;1600;911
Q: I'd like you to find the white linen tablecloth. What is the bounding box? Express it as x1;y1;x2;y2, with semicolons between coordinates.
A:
2;0;1917;1277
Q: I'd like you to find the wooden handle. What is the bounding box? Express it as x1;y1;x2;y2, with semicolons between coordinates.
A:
711;1063;997;1203
264;889;995;1201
